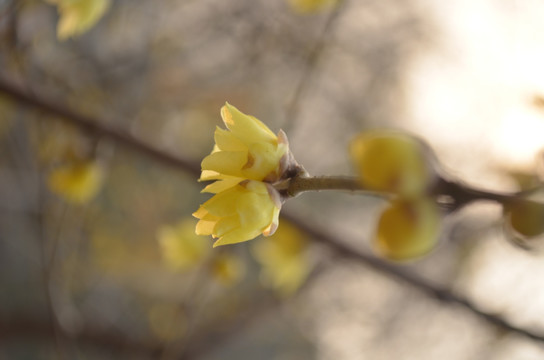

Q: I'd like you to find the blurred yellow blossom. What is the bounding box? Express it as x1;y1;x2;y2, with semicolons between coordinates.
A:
350;131;435;197
507;200;544;238
48;160;104;203
47;0;111;40
195;103;300;246
374;197;441;261
210;253;245;286
504;191;544;250
158;219;211;270
251;221;310;296
287;0;338;14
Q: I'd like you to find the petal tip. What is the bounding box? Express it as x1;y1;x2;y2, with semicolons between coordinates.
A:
212;240;223;248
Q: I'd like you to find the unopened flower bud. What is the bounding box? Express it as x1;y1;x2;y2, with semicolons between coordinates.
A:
350;131;436;196
374;197;441;261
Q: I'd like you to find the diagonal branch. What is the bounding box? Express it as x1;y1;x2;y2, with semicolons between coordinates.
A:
283;212;544;342
1;75;544;345
0;76;201;176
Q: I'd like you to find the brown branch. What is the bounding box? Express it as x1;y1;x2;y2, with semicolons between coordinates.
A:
282;212;544;343
2;75;544;348
0;76;201;177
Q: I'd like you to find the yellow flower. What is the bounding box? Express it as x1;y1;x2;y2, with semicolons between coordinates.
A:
374;197;441;261
287;0;338;14
350;131;434;196
194;180;281;247
195;103;300;247
210;253;246;286
47;0;111;40
200;103;289;184
158;219;211;270
251;221;310;296
48;160;103;203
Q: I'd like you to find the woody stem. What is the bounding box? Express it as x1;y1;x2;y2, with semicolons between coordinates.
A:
285;176;370;197
285;175;543;210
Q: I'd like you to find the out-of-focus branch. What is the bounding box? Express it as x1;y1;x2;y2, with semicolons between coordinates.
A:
0;317;163;357
283;212;544;343
0;76;201;177
283;0;347;132
0;293;281;359
2;75;544;346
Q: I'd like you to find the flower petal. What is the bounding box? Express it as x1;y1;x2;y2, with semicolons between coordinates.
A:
201;151;248;178
213;226;263;247
195;218;217;236
214;127;247;152
213;215;241;237
242;142;286;181
201;186;243;217
221;103;277;145
262;206;280;236
201;177;243;194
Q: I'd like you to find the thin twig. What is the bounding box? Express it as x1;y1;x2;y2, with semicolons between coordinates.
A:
37;176;67;360
283;0;347;132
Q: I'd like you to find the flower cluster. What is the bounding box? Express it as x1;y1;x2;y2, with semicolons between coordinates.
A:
193;103;300;247
190;103;542;266
350;131;441;261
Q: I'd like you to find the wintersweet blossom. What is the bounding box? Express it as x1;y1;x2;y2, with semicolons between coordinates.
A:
199;103;289;184
194;103;298;247
350;131;442;260
251;221;310;296
47;0;111;40
48;160;103;203
374;197;441;261
158;219;211;270
194;180;281;246
210;253;246;285
287;0;338;14
350;131;435;196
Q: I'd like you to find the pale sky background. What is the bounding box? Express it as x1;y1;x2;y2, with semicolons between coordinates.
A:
406;0;544;189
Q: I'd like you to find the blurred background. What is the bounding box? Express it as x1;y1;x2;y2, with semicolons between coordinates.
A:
1;0;544;359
